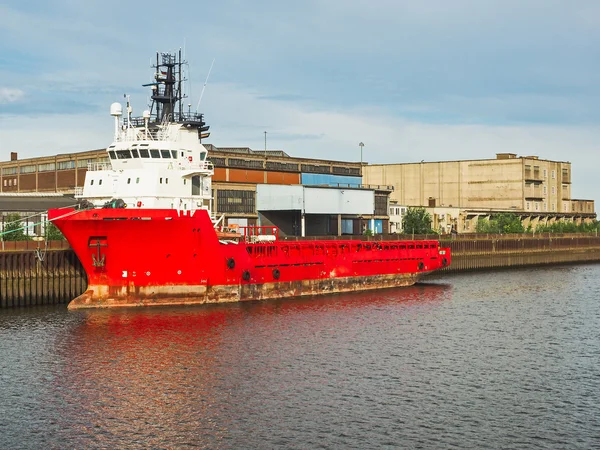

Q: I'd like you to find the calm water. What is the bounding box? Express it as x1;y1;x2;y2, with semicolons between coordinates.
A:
1;265;600;449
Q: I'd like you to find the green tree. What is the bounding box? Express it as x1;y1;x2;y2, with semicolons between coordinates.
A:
2;213;30;241
475;213;524;234
495;213;524;233
45;221;65;241
402;207;434;234
536;219;600;233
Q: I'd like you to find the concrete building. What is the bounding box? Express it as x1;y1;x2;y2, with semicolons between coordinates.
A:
364;153;595;232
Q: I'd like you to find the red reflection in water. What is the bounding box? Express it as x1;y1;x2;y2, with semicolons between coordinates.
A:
54;283;451;447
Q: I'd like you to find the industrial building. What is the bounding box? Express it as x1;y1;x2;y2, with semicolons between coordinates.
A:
0;147;393;237
364;153;596;233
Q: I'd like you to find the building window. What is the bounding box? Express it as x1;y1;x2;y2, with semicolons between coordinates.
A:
216;189;256;214
543;169;547;178
552;186;555;194
8;179;12;187
77;159;93;168
543;202;547;211
551;170;556;179
13;178;17;186
57;160;75;170
38;163;56;172
526;202;530;210
535;203;539;211
552;203;555;210
543;186;547;195
2;167;17;175
19;165;36;174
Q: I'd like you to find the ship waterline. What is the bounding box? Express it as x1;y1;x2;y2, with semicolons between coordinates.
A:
69;273;421;309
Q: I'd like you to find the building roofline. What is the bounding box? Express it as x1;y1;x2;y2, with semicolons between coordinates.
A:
367;155;572;166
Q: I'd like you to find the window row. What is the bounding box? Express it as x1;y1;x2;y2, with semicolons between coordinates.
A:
109;149;178;160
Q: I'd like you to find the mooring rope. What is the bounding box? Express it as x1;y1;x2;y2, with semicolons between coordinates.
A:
0;204;86;238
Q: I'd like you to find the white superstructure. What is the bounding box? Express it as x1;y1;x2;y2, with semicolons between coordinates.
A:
77;51;214;215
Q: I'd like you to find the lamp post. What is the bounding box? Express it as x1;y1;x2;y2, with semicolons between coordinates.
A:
359;142;364;166
264;131;267;154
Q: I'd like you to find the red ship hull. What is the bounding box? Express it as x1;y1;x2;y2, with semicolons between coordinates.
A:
48;208;451;309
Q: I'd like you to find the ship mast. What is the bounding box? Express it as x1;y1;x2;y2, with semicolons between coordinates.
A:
140;50;210;141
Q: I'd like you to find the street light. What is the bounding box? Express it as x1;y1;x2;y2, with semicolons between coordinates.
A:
359;141;364;166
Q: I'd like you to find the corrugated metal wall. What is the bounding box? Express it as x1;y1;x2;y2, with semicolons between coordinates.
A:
301;173;362;187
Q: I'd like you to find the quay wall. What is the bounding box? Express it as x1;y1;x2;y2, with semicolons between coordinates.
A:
441;235;600;273
1;235;600;308
0;248;87;308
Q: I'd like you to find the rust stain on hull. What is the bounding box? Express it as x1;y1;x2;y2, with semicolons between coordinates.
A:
67;272;424;310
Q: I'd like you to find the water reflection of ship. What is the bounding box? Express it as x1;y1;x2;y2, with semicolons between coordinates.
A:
53;284;451;446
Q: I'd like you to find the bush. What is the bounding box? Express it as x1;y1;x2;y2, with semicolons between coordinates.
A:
2;213;30;241
45;221;65;241
402;207;435;234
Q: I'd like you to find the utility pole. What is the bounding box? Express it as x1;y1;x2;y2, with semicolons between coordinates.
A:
359;142;364;184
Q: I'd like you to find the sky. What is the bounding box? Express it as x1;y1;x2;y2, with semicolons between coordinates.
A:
1;0;600;201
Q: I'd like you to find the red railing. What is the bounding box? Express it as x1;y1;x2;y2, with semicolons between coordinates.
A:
238;226;280;243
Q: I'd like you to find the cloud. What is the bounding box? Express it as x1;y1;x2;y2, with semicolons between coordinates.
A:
0;88;24;103
1;0;599;204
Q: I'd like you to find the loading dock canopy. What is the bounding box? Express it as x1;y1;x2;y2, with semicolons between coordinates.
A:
257;184;374;215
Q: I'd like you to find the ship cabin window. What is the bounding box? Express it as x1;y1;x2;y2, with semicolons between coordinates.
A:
131;150;140;158
136;177;140;183
150;149;160;158
90;180;94;185
160;178;163;184
139;149;150;158
116;150;132;159
127;178;131;184
165;178;169;184
171;150;177;158
99;179;103;185
181;151;184;157
200;152;207;161
160;150;171;158
109;151;117;159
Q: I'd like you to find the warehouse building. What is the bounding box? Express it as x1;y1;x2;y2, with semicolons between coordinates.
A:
364;153;595;233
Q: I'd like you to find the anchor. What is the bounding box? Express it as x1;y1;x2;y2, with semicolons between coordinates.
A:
89;237;107;267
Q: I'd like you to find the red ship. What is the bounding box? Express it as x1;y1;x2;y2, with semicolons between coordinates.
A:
48;51;450;309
